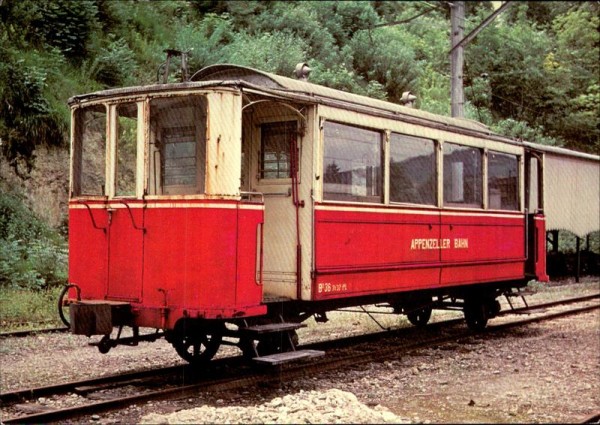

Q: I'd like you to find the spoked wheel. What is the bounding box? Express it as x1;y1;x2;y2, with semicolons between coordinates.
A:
464;300;489;331
57;284;79;328
406;307;432;327
171;322;224;365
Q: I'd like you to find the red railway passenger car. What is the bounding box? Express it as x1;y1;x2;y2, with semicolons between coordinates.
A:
63;62;549;364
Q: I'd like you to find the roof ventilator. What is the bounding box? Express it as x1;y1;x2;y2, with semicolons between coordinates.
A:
157;49;190;84
294;62;311;81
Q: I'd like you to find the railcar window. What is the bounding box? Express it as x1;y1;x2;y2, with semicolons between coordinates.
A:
390;133;436;205
72;105;107;197
488;151;519;210
323;122;382;203
528;156;540;212
148;96;207;195
443;143;482;207
115;103;138;197
260;121;296;179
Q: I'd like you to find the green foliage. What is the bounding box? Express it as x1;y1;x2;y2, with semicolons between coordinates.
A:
0;48;68;174
83;37;137;87
174;14;235;71
348;27;420;103
31;0;99;63
222;31;309;76
0;193;67;289
491;118;562;146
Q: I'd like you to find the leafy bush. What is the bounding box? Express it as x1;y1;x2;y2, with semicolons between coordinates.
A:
0;193;67;289
84;37;137;87
0;47;68;174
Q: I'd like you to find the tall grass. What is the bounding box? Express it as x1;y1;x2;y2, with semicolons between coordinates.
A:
0;286;64;332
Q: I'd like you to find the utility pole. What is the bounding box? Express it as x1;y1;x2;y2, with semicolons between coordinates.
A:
450;1;465;118
449;1;513;118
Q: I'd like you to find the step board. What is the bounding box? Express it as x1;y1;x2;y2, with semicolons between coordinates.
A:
242;322;306;335
253;349;325;366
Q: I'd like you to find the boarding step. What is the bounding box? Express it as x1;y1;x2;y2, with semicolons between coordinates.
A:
241;322;306;336
253;349;325;366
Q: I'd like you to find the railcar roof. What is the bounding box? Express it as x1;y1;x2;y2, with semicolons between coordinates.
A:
191;64;494;135
69;64;496;137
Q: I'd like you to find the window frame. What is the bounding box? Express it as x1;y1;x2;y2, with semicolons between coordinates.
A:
389;132;437;207
71;103;109;199
442;142;484;209
146;95;208;197
487;150;520;211
258;120;297;181
322;120;384;204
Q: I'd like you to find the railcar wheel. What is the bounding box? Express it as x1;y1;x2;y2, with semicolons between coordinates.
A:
406;307;432;327
464;300;488;331
57;285;73;327
172;324;223;365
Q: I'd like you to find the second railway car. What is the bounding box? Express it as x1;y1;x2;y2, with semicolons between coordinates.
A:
64;62;549;364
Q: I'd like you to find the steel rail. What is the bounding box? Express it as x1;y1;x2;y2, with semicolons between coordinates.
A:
0;327;68;338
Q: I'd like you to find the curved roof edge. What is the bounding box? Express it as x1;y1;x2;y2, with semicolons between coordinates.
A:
523;141;599;162
192;64;496;135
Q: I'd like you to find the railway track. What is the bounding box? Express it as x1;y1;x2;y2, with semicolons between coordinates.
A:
0;327;68;339
1;293;598;423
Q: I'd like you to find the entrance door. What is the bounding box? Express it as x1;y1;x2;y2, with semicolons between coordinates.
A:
524;151;548;280
107;205;144;301
252;120;299;299
106;102;144;301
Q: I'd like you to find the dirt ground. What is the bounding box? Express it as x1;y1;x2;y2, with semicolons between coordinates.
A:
1;277;598;423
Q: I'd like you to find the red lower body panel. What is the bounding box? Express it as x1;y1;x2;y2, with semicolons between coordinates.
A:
68;199;265;329
314;205;527;300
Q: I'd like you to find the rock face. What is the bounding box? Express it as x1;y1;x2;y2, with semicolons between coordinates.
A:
140;388;409;424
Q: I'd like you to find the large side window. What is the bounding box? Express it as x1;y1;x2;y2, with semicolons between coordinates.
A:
443;143;482;207
390;133;436;205
72;105;107;197
260;121;296;180
115;102;138;197
488;151;519;210
148;96;207;195
323;122;382;203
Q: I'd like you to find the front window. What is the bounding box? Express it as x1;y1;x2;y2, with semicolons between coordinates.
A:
148;96;208;195
115;102;138;197
72;104;107;197
443;143;483;207
323;122;382;203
